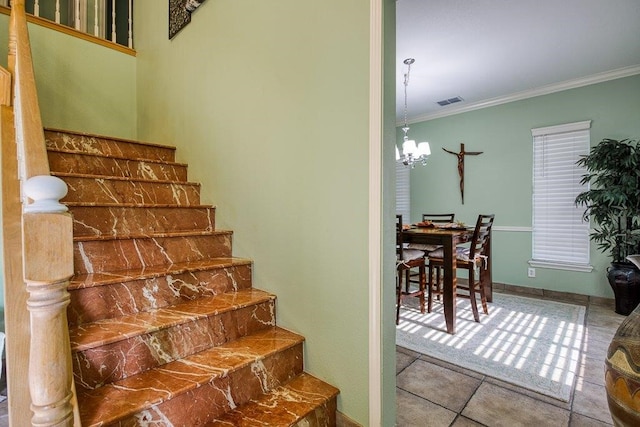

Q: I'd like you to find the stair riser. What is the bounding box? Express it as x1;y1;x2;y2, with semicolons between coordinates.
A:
60;176;201;206
293;399;338;427
68;263;252;326
48;151;188;181
73;299;277;391
113;345;303;427
74;233;232;275
45;130;176;162
70;206;214;238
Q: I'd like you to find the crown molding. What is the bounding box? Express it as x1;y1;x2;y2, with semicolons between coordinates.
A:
401;65;640;125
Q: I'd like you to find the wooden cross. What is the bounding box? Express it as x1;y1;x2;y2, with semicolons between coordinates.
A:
442;143;483;204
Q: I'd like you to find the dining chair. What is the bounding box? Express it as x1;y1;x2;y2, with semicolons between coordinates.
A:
422;213;455;223
408;213;456;295
396;214;427;324
427;214;495;322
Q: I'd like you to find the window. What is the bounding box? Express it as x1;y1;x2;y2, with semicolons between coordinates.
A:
531;121;592;271
396;161;410;223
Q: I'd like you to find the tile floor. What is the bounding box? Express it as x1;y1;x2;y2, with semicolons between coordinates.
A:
396;290;625;427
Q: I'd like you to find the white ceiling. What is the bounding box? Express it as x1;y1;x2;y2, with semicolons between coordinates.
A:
396;0;640;123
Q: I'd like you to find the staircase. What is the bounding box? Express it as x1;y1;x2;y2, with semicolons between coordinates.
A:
45;128;339;426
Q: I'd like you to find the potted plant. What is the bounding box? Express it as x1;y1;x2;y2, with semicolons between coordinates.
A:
575;138;640;315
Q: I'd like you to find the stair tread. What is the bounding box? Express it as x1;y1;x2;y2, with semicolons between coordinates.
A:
68;203;214;208
73;229;227;242
70;257;252;290
77;327;305;426
73;228;231;242
207;372;340;426
53;171;199;185
70;288;274;351
48;147;188;167
46;127;177;150
65;201;210;208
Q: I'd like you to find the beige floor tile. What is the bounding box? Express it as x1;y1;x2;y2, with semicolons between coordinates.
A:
569;412;613;426
397;345;422;358
418;354;485;381
582;333;612;360
398;350;418;374
461;382;570;427
585;324;618;345
572;378;612;423
450;416;484;426
577;354;606;387
483;376;572;410
397;359;481;413
586;307;625;330
396;388;457;427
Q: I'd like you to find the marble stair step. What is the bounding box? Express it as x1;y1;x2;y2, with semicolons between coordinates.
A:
68;257;253;326
45;128;176;162
48;149;189;181
69;204;215;238
73;231;233;275
72;288;277;391
55;173;202;205
207;372;340;426
77;326;304;426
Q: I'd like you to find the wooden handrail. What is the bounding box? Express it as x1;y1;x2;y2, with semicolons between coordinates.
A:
8;0;49;178
1;1;78;426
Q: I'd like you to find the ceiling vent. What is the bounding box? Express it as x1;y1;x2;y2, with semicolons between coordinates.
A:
436;96;464;107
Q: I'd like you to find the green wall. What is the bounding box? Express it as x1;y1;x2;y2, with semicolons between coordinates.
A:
401;74;640;299
134;1;377;423
0;14;137;138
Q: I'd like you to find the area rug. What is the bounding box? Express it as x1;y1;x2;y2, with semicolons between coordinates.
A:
396;292;586;402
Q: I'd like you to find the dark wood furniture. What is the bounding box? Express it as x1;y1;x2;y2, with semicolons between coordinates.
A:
427;214;495;323
421;213;455;223
416;213;456;296
396;215;427;325
402;226;476;334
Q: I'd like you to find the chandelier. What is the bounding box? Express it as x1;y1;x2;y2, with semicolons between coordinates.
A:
397;58;430;167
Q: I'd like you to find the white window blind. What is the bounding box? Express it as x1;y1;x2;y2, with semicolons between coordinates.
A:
532;121;591;268
396;161;410;223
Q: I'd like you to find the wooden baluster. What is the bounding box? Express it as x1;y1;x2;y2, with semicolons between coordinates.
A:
55;0;61;24
111;0;116;42
93;0;99;36
74;0;81;30
127;0;132;48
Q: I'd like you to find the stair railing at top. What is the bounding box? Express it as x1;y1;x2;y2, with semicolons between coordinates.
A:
0;1;79;426
0;0;133;50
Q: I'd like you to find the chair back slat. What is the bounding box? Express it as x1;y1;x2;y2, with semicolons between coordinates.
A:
421;213;455;223
468;214;495;260
396;214;404;258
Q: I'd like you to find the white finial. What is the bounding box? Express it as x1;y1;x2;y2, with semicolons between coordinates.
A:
23;175;68;213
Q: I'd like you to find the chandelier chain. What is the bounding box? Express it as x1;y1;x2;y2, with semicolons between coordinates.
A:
402;58;414;130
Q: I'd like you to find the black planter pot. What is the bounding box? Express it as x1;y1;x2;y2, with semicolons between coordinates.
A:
607;262;640;315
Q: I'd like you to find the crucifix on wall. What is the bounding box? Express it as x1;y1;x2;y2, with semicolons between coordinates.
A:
442;143;483;204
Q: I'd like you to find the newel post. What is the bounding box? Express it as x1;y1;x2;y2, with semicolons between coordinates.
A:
23;175;75;427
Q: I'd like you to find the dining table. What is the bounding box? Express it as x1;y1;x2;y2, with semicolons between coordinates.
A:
402;225;493;334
